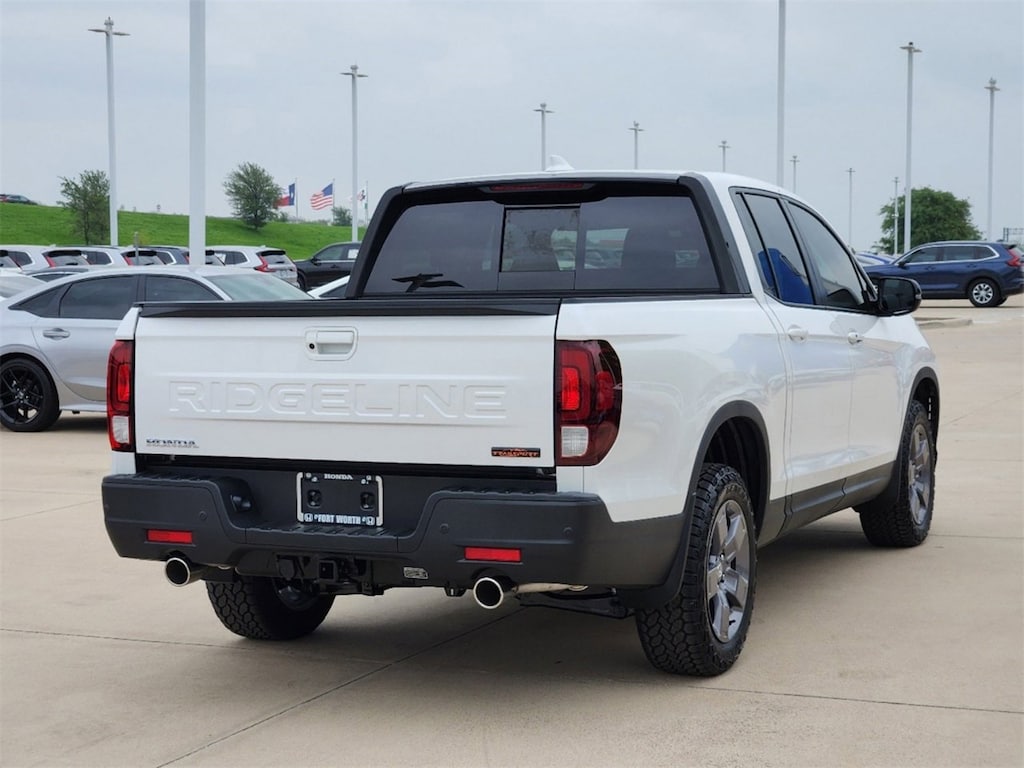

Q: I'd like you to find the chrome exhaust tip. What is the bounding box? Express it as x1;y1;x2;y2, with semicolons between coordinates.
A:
471;576;511;609
164;556;206;587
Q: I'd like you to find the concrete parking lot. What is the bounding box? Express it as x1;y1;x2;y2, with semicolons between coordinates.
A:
1;297;1022;767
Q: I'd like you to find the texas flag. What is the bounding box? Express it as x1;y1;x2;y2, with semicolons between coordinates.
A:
275;182;295;208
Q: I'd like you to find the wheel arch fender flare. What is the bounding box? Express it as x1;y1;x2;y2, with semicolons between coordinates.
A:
909;365;940;445
1;350;59;389
619;400;769;610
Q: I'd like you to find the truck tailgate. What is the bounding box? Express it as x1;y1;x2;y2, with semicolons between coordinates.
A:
131;302;558;467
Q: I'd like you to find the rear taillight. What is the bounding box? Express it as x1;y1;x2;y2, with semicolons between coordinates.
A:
1006;248;1022;268
255;256;270;272
44;255;55;266
107;340;134;451
556;340;621;466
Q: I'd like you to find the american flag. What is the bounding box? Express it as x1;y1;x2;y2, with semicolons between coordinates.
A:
310;182;334;211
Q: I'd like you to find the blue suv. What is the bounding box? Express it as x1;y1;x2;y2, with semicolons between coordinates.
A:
864;241;1023;307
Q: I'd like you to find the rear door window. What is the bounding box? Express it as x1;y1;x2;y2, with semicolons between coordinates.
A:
144;275;219;301
59;276;138;319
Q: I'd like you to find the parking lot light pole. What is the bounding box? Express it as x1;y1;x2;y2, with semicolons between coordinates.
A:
985;78;999;240
901;41;921;253
534;103;553;170
89;17;129;246
343;64;367;242
630;121;643;169
719;140;730;172
790;154;798;192
892;176;900;256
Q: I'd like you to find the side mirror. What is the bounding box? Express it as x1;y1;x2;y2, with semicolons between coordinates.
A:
873;276;921;316
310;256;321;265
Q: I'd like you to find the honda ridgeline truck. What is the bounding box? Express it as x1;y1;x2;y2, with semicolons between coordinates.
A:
102;171;939;676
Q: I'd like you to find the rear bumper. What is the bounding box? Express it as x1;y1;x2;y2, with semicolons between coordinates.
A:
102;473;683;590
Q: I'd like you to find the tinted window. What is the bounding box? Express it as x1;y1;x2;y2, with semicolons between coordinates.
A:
259;251;291;265
59;276;137;319
144;276;219;302
3;250;31;267
944;245;992;262
315;245;344;262
366;201;502;293
83;250;113;265
574;196;718;291
207;273;307;300
217;251;246;266
741;194;813;305
366;194;719;295
903;247;940;264
788;204;868;310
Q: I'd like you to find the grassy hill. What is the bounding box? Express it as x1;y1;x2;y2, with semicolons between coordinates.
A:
0;202;364;260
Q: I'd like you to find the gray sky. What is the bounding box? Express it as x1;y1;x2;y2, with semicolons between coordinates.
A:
1;0;1021;250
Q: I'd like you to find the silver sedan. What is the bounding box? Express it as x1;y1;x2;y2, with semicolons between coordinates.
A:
0;265;309;432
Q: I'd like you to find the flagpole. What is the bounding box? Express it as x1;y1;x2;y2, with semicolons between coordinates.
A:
294;178;298;220
364;179;369;233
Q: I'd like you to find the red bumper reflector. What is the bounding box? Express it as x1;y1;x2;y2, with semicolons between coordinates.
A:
147;529;194;545
464;546;522;563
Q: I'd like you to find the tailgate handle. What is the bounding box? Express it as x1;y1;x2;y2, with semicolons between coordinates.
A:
305;328;356;359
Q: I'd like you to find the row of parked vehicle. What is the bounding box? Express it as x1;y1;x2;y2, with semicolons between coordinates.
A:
1;240;364;292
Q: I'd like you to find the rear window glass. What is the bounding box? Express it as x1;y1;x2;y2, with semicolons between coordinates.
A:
259;251;291;265
364;192;719;295
207;273;307;300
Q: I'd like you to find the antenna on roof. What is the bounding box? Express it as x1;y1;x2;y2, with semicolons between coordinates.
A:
545;155;573;172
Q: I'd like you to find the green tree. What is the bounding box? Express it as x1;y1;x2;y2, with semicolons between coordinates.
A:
876;187;981;254
223;162;281;230
331;206;352;227
59;170;109;244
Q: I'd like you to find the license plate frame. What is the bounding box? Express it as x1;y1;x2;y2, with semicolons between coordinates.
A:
295;472;383;527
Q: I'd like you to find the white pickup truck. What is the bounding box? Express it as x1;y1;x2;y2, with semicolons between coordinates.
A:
101;171;939;676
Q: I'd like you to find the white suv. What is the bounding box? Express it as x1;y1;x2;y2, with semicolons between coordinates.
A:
0;245;89;270
207;245;299;286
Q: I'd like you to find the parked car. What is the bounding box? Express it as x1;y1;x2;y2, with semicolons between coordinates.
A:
43;246;132;267
24;266;104;282
0;265;309;432
0;273;42;299
208;245;299;286
292;241;360;290
307;274;350;298
0;245;89;270
0;194;38;205
863;240;1024;307
855;251;895;268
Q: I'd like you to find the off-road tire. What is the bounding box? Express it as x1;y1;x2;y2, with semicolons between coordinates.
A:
0;357;60;432
206;575;335;640
856;400;935;547
635;463;757;676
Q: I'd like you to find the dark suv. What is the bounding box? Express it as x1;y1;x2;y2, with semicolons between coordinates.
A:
292;241;360;290
864;240;1023;307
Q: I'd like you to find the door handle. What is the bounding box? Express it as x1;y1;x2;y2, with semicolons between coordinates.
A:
305;328;356;359
786;326;808;342
42;328;70;340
